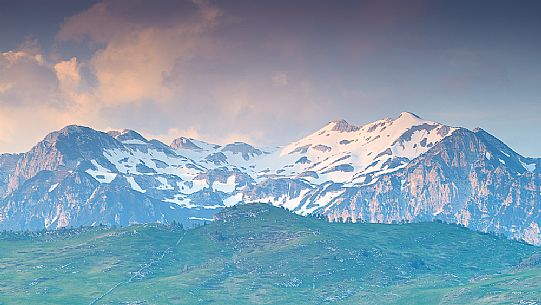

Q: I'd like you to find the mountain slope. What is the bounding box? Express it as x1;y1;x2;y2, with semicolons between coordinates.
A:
0;204;539;304
318;128;541;244
0;112;539;245
0;126;218;229
0;153;21;195
252;112;457;186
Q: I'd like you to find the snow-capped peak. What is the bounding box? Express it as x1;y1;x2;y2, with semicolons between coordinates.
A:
255;112;457;186
398;111;422;119
170;137;220;151
392;111;424;127
325;119;361;133
171;137;203;150
108;129;148;144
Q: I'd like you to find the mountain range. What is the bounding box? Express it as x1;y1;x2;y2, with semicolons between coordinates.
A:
0;112;539;245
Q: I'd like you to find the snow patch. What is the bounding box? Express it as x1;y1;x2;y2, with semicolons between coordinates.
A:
189;217;214;222
48;183;59;192
86;160;117;183
520;160;536;172
164;195;195;208
223;193;243;207
127;176;146;193
122;139;147;145
156;176;174;190
213;175;236;193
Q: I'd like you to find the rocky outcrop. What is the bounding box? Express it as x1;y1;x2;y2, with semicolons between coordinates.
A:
0;153;21;197
321;129;541;244
7;125;122;193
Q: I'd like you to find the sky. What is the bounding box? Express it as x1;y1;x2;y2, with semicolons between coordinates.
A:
0;0;540;156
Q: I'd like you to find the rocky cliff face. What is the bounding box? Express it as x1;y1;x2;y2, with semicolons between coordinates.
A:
0;169;214;230
6;126;122;193
0;126;215;230
0;153;21;196
0;113;539;244
318;129;541;244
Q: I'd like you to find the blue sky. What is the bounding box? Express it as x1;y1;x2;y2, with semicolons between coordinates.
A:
0;0;540;156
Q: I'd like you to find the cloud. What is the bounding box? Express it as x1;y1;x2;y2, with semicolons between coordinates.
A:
0;0;229;152
58;0;222;106
0;1;351;153
57;2;129;43
50;0;323;147
0;103;86;152
0;0;431;153
0;48;94;152
54;57;81;92
0;49;58;107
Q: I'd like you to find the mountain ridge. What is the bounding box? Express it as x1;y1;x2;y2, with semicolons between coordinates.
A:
0;112;539;245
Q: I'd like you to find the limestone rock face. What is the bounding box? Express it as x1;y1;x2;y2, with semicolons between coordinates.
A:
321;129;540;244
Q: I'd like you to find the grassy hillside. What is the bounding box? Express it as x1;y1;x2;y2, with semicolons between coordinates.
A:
0;204;540;304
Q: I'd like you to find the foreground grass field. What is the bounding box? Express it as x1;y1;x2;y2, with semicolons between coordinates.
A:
0;204;540;304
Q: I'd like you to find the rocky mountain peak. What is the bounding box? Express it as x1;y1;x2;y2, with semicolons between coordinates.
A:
330;119;360;132
221;142;264;161
171;137;203;150
108;129;147;143
44;125;93;142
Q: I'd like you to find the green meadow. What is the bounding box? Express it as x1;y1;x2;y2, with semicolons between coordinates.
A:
1;204;540;304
